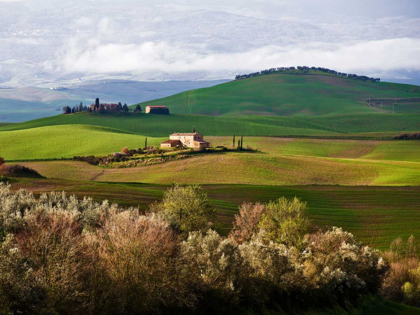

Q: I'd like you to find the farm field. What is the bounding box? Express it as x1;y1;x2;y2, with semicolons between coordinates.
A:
9;137;420;186
1;73;420;254
1;72;420;314
1;111;419;138
0;125;165;160
6;178;420;250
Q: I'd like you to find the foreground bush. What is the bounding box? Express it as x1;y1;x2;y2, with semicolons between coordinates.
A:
0;183;388;314
382;236;420;307
0;164;42;178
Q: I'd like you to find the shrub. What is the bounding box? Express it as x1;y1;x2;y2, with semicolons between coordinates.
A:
229;202;265;244
258;197;310;248
85;211;194;314
14;209;90;314
381;236;420;306
304;227;387;305
0;157;4;166
0;234;48;315
152;184;216;237
0;184;389;314
121;147;130;155
0;164;42;178
180;230;245;311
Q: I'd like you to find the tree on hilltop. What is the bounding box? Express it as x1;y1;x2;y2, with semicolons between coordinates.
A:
62;106;71;114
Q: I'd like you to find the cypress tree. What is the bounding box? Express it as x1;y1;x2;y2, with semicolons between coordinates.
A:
241;135;244;149
145;137;148;149
233;135;236;148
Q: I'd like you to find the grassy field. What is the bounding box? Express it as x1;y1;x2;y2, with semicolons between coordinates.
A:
134;73;420;116
1;111;419;138
7;178;420;250
11;137;420;186
1;72;420;258
0;125;165;160
1;73;418;145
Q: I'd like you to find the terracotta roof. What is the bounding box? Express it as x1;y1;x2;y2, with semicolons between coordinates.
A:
171;133;201;136
147;105;167;108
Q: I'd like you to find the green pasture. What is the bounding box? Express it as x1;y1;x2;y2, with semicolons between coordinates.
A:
8;178;420;251
3;135;420;185
0;124;165;160
134;73;420;116
0;112;419;138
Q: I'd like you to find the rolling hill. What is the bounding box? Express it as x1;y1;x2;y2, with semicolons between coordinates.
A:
1;72;419;162
134;72;420;116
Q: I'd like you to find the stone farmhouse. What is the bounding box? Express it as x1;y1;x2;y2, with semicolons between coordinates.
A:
145;105;169;114
161;132;210;149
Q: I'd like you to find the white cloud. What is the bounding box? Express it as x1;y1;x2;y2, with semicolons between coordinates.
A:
53;38;420;77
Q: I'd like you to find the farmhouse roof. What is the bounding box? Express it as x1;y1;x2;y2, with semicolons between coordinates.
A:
171;132;202;136
147;105;168;108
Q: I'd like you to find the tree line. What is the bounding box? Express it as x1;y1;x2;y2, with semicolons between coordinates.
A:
63;102;142;114
235;66;381;83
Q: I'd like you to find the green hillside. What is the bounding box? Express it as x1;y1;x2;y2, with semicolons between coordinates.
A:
9;137;420;186
0;112;419;138
1;73;419;139
134;73;420;116
0;125;164;160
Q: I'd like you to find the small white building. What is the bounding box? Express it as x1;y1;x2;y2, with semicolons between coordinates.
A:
162;132;210;149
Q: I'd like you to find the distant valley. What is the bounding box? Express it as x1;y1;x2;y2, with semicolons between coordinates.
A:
0;79;228;122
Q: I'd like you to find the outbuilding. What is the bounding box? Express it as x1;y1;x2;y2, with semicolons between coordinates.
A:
145;106;169;114
160;139;183;148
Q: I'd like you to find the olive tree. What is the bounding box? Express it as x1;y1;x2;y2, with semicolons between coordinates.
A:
152;184;216;236
258;197;310;248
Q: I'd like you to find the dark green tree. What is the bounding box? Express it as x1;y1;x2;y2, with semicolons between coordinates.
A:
117;103;123;112
62;106;71;114
144;137;148;149
134;105;142;113
123;104;129;112
233;135;236;148
79;102;83;112
241;135;244;150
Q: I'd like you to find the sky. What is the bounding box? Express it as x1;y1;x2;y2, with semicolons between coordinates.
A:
1;0;420;86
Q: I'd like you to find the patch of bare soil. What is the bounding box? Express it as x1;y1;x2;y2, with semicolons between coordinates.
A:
309;75;352;88
330;142;378;159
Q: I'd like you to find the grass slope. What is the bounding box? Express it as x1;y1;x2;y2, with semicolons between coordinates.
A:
134;73;420;116
8;178;420;250
0;125;165;160
12;137;420;185
1;112;419;138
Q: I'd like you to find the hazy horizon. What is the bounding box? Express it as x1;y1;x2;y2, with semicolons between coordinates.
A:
1;0;420;87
